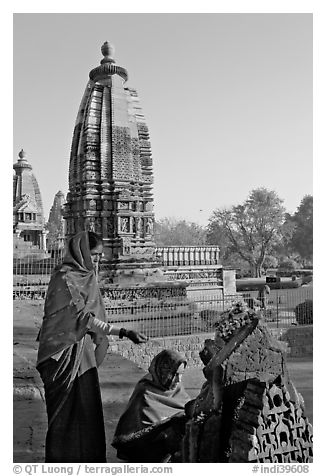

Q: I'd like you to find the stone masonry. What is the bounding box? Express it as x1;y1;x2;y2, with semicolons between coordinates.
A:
64;41;157;280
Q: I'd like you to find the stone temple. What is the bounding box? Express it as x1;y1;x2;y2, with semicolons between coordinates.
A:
46;190;66;255
13;149;48;257
64;41;157;283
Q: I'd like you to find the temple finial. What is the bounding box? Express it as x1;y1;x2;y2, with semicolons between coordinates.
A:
100;41;115;65
18;149;27;160
89;42;128;89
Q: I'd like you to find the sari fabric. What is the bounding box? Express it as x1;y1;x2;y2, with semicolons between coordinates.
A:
36;231;107;463
112;350;191;462
37;231;107;365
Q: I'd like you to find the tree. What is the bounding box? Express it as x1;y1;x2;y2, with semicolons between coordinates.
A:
207;188;286;277
206;220;249;272
278;258;299;273
279;214;296;255
289;195;313;266
262;255;279;274
154;218;206;246
206;220;230;256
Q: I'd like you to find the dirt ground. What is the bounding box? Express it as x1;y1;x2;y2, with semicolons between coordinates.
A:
13;300;313;463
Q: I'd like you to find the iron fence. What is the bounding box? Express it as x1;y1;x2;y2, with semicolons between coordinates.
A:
13;279;313;338
106;286;313;337
13;251;313;336
239;287;313;328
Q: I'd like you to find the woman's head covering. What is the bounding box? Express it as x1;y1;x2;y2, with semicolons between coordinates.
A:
61;231;94;273
148;349;186;390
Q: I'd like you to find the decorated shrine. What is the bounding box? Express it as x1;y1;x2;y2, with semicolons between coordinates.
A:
183;303;313;462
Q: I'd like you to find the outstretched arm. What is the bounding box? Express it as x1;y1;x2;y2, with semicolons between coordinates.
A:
89;318;148;344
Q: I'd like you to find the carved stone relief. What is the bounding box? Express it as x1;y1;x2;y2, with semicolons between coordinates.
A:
118;201;129;210
145;217;153;235
120;217;130;233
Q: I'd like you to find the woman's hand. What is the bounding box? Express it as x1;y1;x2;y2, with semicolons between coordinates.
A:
126;330;148;344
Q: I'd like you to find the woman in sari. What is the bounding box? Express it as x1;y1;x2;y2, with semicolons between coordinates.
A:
36;231;147;463
112;349;191;462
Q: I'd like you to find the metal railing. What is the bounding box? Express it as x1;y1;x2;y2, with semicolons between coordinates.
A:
239;287;313;328
13;281;313;338
105;287;313;337
13;250;313;336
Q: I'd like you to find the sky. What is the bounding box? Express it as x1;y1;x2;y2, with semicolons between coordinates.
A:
4;3;326;471
13;12;312;226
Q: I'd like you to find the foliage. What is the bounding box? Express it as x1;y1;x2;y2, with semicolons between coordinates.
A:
278;259;299;272
273;213;297;260
262;255;279;272
207;188;286;277
199;309;221;330
206;221;249;270
295;300;313;325
223;253;252;273
154;218;206;246
289;195;313;266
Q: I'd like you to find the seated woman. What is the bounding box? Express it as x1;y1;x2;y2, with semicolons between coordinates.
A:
112;349;191;463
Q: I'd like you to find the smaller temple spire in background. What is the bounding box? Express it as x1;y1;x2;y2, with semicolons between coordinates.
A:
13;149;47;256
46;190;66;254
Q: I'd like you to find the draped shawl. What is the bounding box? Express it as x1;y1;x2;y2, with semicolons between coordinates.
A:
36;232;109;428
112;350;190;448
37;231;107;366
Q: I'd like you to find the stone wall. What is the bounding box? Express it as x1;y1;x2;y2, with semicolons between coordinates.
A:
280;325;313;357
108;332;215;370
107;324;313;370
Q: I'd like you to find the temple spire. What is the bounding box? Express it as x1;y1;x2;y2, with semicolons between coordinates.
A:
13;149;47;254
65;42;155;282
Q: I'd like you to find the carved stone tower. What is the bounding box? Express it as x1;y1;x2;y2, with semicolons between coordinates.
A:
64;42;158;281
47;190;65;253
13;149;48;255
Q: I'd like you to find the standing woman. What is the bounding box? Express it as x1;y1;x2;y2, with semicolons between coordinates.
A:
36;231;147;463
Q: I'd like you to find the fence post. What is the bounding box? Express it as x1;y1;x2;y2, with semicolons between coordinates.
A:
276;288;279;328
